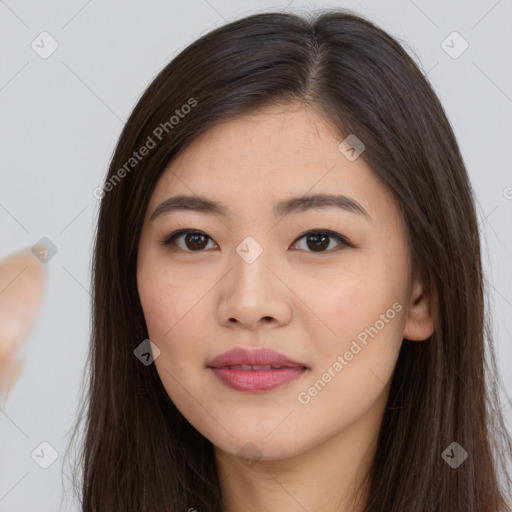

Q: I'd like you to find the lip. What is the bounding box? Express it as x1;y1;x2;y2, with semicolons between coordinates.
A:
207;347;308;369
207;347;308;392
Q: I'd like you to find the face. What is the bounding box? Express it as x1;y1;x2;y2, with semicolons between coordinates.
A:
137;103;420;463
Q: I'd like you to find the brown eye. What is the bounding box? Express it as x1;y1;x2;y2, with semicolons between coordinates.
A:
162;229;351;253
306;233;330;251
183;233;210;250
162;230;217;251
291;230;350;253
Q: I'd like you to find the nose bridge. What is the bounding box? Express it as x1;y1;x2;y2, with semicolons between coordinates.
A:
217;234;288;328
231;235;272;297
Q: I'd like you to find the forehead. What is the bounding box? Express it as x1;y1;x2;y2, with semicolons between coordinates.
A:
146;104;398;227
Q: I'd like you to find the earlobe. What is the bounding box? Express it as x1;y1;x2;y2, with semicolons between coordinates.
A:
402;281;434;342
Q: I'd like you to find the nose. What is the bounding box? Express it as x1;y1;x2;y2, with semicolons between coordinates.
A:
216;247;292;331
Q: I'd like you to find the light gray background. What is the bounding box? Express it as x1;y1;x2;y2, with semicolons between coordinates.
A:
1;1;511;510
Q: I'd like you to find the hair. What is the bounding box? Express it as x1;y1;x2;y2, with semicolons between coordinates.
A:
65;8;512;511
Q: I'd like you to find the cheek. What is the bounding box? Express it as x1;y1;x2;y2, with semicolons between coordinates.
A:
140;285;204;353
301;291;405;422
321;272;402;340
138;273;208;409
313;252;407;380
137;266;212;379
138;253;199;339
138;281;175;341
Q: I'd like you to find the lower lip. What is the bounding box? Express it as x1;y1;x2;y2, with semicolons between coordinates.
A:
210;366;306;392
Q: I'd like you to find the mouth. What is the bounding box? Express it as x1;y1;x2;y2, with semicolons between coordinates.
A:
218;364;306;370
207;347;308;392
207;346;308;369
209;366;307;392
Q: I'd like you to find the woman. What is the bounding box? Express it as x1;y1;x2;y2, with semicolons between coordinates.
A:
69;9;512;511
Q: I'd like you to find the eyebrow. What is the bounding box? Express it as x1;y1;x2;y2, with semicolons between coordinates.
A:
150;193;371;222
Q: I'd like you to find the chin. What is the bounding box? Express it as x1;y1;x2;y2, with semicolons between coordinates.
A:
208;429;306;463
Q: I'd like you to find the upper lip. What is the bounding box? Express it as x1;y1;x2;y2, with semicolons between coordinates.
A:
207;347;308;369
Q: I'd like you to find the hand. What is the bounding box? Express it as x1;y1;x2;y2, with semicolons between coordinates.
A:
0;248;45;408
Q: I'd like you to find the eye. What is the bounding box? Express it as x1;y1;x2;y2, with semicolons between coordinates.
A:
161;229;217;251
290;229;352;253
161;228;352;253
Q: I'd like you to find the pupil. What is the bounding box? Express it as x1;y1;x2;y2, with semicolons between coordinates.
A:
186;233;207;250
308;234;328;251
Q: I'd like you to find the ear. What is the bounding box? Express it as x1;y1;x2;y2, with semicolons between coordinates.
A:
402;279;434;342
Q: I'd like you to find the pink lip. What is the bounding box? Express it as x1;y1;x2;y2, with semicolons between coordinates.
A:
208;347;307;368
207;347;308;392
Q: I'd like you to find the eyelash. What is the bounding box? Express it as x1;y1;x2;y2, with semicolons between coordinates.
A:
160;228;353;254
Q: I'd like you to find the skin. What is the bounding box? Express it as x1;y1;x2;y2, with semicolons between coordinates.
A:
0;248;45;407
137;103;434;511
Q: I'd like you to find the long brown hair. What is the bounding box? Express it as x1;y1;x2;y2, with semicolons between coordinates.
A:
66;9;512;511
